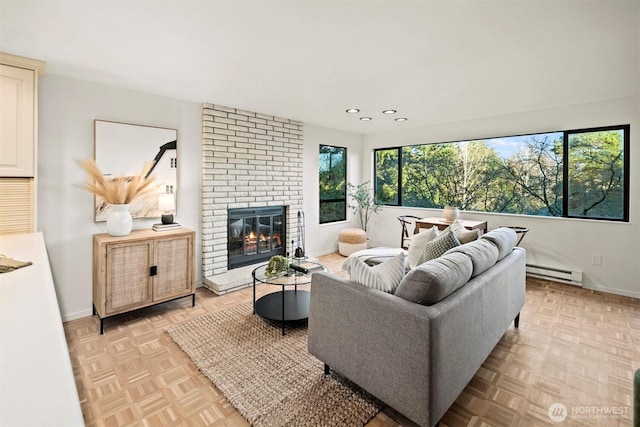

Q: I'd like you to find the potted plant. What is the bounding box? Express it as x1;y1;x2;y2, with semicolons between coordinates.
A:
265;255;289;277
347;181;381;232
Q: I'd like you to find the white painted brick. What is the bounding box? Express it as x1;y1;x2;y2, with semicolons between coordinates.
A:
214;116;236;125
235;120;256;128
229;125;249;133
235;109;257;117
249;117;267;125
228;136;249;143
214;105;236;113
214;128;236;137
255;112;274;121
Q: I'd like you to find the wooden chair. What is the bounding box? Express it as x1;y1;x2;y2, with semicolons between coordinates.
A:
398;215;422;249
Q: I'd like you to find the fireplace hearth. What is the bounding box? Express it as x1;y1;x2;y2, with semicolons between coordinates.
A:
227;206;286;269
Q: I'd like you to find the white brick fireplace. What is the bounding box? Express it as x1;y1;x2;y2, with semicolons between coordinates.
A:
201;103;303;294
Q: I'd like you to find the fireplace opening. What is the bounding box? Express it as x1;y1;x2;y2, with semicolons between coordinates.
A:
228;206;286;269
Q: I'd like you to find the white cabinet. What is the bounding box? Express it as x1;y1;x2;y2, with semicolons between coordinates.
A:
0;53;45;235
0;53;44;177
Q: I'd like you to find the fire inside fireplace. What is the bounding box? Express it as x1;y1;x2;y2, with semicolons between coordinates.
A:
227;206;286;269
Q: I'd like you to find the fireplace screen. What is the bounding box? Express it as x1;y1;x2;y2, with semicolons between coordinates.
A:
228;206;286;269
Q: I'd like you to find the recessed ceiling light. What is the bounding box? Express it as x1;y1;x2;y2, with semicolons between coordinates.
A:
346;108;360;113
395;117;408;122
382;110;397;114
360;117;372;121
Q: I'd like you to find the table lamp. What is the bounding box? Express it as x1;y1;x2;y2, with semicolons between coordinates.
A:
158;193;175;224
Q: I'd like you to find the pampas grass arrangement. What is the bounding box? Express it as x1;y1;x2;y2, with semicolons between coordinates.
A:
79;159;157;204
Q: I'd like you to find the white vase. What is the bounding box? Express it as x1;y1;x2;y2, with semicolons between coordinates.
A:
443;205;459;223
107;204;133;236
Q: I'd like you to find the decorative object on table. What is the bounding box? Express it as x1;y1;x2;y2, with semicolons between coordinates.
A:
158;192;175;225
94;120;177;222
347;181;381;232
79;159;157;236
443;205;460;223
106;204;133;236
397;214;422;249
0;254;32;274
166;303;383;426
293;210;306;259
338;228;368;256
152;222;181;231
265;255;289;277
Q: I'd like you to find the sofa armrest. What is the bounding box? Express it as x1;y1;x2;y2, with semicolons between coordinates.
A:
308;272;434;427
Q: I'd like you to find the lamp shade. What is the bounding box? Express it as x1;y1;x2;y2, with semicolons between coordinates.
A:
158;193;175;211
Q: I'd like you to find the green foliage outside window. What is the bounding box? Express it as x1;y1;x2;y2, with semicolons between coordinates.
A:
374;125;628;221
319;145;347;224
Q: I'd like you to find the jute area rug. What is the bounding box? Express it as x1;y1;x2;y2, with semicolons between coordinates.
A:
166;303;383;426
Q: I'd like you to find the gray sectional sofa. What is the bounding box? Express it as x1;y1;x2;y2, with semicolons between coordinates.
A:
308;228;526;427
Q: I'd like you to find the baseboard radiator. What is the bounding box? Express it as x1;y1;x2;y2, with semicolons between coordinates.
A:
526;264;583;286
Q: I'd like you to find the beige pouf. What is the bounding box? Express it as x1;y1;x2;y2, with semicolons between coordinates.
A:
338;228;367;256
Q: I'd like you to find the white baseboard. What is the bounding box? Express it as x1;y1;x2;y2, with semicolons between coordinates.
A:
62;309;93;322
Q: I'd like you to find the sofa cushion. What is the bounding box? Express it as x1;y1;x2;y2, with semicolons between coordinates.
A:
450;220;480;244
423;229;460;262
344;252;406;293
407;226;439;269
444;238;499;277
394;252;473;305
480;227;517;261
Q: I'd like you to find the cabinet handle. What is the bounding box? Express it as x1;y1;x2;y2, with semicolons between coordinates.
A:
150;266;157;276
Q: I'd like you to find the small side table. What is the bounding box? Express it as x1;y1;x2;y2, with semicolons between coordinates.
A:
252;260;327;335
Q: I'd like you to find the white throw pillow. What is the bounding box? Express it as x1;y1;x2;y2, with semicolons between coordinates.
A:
450;220;480;244
407;226;439;269
345;252;406;293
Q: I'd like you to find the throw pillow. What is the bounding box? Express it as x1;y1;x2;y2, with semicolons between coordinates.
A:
407;226;439;269
345;252;406;293
394;252;473;305
480;227;517;261
443;238;499;277
450;220;480;244
422;229;461;262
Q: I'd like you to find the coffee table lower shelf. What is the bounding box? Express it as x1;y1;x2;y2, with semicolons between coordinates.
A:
254;290;310;335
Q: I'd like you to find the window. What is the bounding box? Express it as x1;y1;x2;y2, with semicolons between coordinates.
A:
374;125;629;221
319;145;347;224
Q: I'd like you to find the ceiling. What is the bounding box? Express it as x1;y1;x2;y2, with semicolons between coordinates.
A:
1;1;638;134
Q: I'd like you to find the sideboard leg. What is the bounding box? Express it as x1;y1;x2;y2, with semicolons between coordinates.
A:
324;364;330;375
191;294;195;307
514;313;520;328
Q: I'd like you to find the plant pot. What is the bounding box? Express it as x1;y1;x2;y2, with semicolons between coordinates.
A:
107;204;133;236
443;206;459;223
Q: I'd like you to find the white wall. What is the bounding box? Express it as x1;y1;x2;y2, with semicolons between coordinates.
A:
38;74;202;321
363;96;640;298
303;124;363;257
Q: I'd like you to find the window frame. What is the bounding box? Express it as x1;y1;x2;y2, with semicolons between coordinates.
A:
319;144;347;224
374;124;630;222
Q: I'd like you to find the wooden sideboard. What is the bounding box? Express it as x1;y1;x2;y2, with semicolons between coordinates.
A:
93;228;195;334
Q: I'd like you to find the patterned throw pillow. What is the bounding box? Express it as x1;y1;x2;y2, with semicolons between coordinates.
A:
422;230;461;262
450;220;480;244
407;226;439;269
345;252;406;293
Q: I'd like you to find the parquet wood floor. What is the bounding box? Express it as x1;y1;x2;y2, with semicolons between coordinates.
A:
63;253;640;426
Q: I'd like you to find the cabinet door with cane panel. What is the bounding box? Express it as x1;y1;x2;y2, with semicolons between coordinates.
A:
93;228;195;334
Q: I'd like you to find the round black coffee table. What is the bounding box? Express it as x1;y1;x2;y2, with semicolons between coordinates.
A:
252;260;326;335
